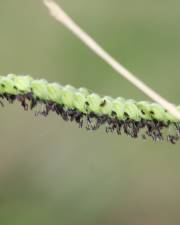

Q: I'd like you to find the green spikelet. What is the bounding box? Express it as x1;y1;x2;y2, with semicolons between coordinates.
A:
0;74;179;143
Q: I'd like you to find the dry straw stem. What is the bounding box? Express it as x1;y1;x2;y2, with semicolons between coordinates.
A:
43;0;180;120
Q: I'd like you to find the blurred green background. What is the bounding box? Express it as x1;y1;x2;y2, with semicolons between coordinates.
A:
0;0;180;224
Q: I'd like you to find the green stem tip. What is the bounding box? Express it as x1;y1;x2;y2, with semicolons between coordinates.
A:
0;74;179;144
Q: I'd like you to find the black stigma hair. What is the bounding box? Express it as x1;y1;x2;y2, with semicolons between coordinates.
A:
0;92;180;144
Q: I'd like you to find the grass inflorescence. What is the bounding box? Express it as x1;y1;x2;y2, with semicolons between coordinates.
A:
0;74;180;144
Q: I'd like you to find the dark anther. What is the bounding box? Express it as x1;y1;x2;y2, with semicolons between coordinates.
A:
18;95;28;111
100;100;106;107
111;111;117;116
167;135;178;144
124;112;129;118
141;110;145;115
30;98;37;110
85;101;89;106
